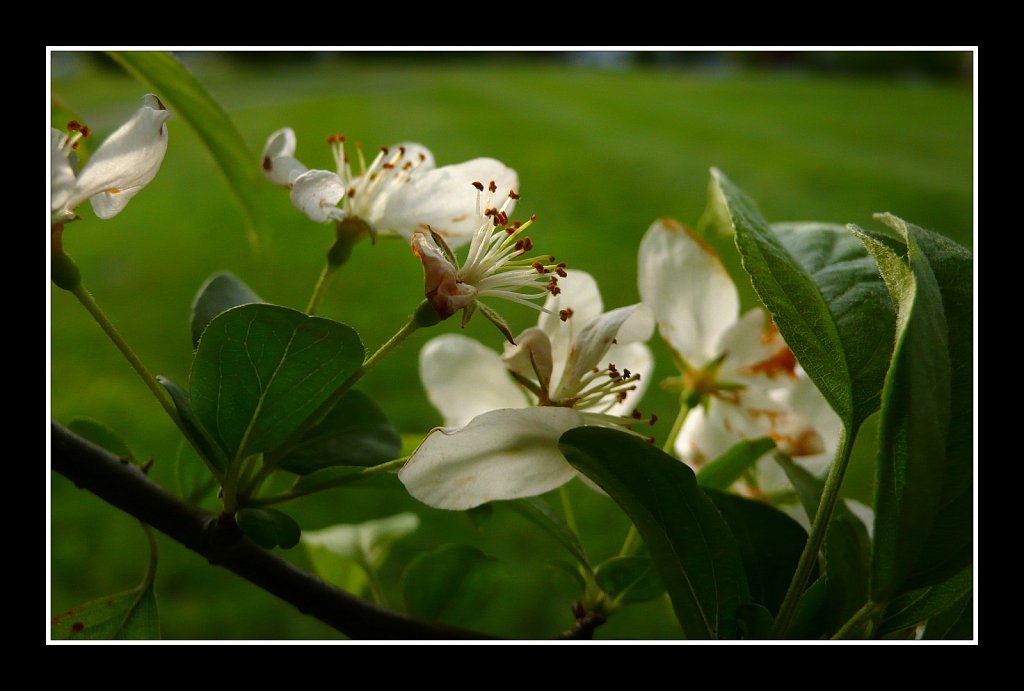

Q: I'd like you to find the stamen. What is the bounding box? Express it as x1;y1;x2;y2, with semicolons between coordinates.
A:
472;181;485;191
488;180;497;193
509;190;520;200
559;308;574;322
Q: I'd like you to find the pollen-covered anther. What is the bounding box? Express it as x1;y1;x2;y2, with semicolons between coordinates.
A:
508;190;521;200
472;181;485;191
622;369;631;379
546;277;561;295
399;146;406;157
488;180;497;193
559;308;574;322
631;409;642;420
532;262;548;274
514;237;534;253
556;264;568;278
649;413;658;425
380;146;389;155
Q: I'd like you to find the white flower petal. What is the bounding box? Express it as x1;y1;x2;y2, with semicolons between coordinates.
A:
420;334;528;428
554;303;654;400
50;129;75;218
399;407;584;510
674;388;785;468
537;270;604;390
289;169;345;223
717;309;797;388
502;327;554;392
301;513;420;566
71;94;170;219
261;127;308;187
638;218;739;368
600;342;654;417
378;157;518;248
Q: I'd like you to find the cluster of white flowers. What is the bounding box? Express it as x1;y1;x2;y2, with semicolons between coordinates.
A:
48;100;839;517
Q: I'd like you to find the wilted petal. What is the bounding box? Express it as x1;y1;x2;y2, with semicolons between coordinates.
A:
638;218;738;368
379;157;518;248
289;169;345;223
600;342;654;417
502;327;554;391
411;232;476;318
261;127;307;186
537;270;604;390
399;407;584;510
718;309;798;388
675;388;785;467
50;129;75;218
72;94;170;219
421;334;529;428
554;303;654;400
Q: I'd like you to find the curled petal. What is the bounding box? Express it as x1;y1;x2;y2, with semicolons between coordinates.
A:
399;407;584;510
554;303;654;400
411;232;476;318
379;157;519;248
638;218;739;368
50;129;76;219
261;127;307;186
537;270;604;389
420;334;529;428
71;93;170;219
502;327;554;390
289;169;345;223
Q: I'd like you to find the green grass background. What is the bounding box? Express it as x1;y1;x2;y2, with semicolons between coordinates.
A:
50;52;973;640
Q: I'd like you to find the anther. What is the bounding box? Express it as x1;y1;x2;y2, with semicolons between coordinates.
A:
632;409;642;420
649;414;659;425
380;146;389;155
546;278;561;295
472;181;484;191
262;156;273;171
509;190;521;200
559;308;574;322
488;180;497;193
532;262;548;274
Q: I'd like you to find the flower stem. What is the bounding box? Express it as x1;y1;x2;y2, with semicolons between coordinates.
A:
831;601;881;640
304;263;336;315
619;399;692;557
559;485;580;537
69;283;182;429
246;456;409;507
771;426;855;638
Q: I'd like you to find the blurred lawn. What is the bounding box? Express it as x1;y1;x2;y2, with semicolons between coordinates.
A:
49;53;973;640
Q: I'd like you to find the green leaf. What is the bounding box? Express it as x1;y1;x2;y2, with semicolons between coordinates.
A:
736;603;775;640
880;566;973;635
506;497;589;569
777;454;871;632
595;556;666;603
157;376;228;474
712;170;896;430
402;545;505;625
66;417;135;462
786;577;829;640
560;427;748;639
696;437;775;491
190;304;364;462
236;507;301;550
851;215;970;598
52;528;160;640
896;223;973;591
191;272;263;349
276;390;401;474
706;490;809;615
52;586;160;640
109;51;273;251
922;590;973;640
